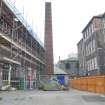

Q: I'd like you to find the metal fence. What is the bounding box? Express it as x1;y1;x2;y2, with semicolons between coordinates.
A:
0;73;70;91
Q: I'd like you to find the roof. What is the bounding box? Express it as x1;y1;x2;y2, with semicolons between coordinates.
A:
77;38;83;45
59;57;78;64
82;13;104;33
54;66;67;75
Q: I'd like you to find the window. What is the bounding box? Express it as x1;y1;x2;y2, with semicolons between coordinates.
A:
87;60;90;71
89;60;91;71
76;63;79;68
0;19;3;29
88;26;91;36
103;30;105;42
88;43;90;55
91;23;94;33
103;19;105;28
92;40;95;52
87;61;89;71
94;57;97;69
92;58;94;70
83;32;85;39
65;63;70;69
90;59;92;71
86;30;88;38
84;31;87;39
90;41;92;53
85;45;87;56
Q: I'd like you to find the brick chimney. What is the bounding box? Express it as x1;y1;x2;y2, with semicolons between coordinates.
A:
44;2;54;74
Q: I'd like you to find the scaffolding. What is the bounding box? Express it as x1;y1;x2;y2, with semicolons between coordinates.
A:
0;0;46;90
3;0;44;48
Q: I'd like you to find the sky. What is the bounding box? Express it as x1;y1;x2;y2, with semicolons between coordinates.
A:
9;0;105;63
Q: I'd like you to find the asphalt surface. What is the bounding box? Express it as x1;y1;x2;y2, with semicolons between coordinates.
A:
0;89;105;105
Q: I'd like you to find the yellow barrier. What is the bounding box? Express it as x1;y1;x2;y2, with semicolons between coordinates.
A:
69;75;105;94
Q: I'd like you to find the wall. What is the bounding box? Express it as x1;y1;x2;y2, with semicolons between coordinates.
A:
58;59;79;76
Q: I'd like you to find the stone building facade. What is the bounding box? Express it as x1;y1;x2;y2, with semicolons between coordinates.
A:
58;57;79;76
78;13;105;76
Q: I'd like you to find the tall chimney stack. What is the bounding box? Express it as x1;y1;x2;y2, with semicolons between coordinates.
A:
44;2;54;74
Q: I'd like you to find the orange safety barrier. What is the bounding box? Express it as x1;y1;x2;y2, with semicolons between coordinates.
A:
96;86;105;94
88;84;96;92
81;85;87;91
69;75;105;94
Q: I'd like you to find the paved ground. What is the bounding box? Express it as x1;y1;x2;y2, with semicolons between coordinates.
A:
0;89;105;105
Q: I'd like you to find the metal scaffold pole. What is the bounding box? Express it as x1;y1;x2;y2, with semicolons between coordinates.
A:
8;64;11;86
0;0;2;18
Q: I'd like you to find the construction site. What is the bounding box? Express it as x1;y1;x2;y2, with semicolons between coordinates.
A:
0;0;69;91
0;0;105;105
0;0;46;90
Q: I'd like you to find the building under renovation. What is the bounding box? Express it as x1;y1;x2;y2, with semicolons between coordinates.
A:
0;0;46;89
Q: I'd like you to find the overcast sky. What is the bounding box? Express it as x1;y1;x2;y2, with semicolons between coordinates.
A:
10;0;105;63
